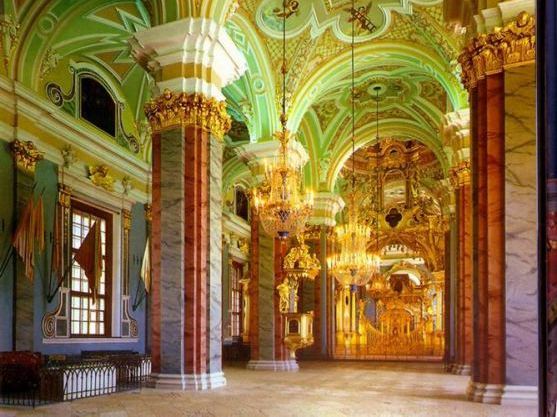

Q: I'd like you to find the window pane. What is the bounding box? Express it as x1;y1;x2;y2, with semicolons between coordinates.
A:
70;204;111;337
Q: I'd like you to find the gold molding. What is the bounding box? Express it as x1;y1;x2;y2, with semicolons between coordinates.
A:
9;139;44;175
122;209;132;232
58;184;72;208
458;11;535;90
144;89;231;139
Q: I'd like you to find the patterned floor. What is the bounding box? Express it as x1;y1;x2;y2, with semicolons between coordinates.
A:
0;361;537;417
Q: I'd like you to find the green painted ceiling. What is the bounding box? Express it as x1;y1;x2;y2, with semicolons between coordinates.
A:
1;0;467;200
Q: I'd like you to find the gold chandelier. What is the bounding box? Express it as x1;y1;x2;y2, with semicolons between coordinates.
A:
327;0;380;287
252;1;313;240
327;192;381;287
283;235;321;281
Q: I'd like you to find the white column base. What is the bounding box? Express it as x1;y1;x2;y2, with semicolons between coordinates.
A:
501;385;538;407
451;364;472;376
246;360;299;372
149;372;227;391
466;380;504;404
466;380;538;406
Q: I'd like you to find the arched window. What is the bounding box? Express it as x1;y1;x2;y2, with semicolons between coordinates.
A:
235;187;249;221
80;77;116;136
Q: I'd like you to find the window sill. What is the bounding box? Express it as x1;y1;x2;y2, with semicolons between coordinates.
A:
42;337;139;344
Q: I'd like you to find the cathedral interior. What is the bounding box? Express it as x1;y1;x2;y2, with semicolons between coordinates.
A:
0;0;555;416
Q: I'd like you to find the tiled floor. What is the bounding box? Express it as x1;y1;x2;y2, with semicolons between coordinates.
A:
0;361;537;417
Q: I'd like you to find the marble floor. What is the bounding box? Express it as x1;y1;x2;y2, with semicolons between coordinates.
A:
0;361;537;417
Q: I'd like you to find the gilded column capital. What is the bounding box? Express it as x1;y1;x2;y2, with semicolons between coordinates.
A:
458;11;535;90
144;89;231;139
10;139;44;175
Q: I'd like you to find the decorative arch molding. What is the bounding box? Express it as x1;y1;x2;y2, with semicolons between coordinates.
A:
43;61;142;154
225;13;279;141
384;262;435;286
149;0;237;25
287;41;467;134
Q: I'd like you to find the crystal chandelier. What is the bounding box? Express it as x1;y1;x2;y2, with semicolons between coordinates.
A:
327;0;380;287
252;0;313;240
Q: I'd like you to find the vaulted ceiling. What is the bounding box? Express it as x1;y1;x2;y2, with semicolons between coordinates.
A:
223;0;467;194
1;0;467;200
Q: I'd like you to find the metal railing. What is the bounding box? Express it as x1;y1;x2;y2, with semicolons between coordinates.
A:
0;353;151;407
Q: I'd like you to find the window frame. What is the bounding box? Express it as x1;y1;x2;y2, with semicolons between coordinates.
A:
69;199;113;338
229;261;243;338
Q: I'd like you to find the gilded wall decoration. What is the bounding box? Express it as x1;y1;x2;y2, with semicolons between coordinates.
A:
89;165;115;192
144;89;232;139
10;139;44;174
458;11;535;90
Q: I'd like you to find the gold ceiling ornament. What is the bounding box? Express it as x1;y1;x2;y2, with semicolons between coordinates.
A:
10;139;44;175
144;89;231;139
89;165;115;192
458;11;535;90
283;235;321;281
251;0;313;240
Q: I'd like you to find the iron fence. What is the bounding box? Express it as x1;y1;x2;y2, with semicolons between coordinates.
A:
0;353;151;407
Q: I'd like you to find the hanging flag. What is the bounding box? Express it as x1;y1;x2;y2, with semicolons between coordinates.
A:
140;237;151;293
12;197;34;280
74;221;102;304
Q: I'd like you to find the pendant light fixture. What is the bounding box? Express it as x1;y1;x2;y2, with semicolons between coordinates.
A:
252;0;313;240
327;0;380;288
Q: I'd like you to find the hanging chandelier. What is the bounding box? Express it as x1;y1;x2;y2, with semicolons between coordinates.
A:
252;0;313;240
327;0;380;288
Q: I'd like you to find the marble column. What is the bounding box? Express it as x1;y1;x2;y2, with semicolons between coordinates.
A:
539;0;557;414
131;17;246;390
237;138;311;371
458;7;537;405
246;214;297;371
503;64;538;403
453;169;473;376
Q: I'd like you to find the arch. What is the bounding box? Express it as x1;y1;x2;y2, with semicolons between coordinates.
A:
287;41;467;134
326;119;449;191
225;13;279;141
